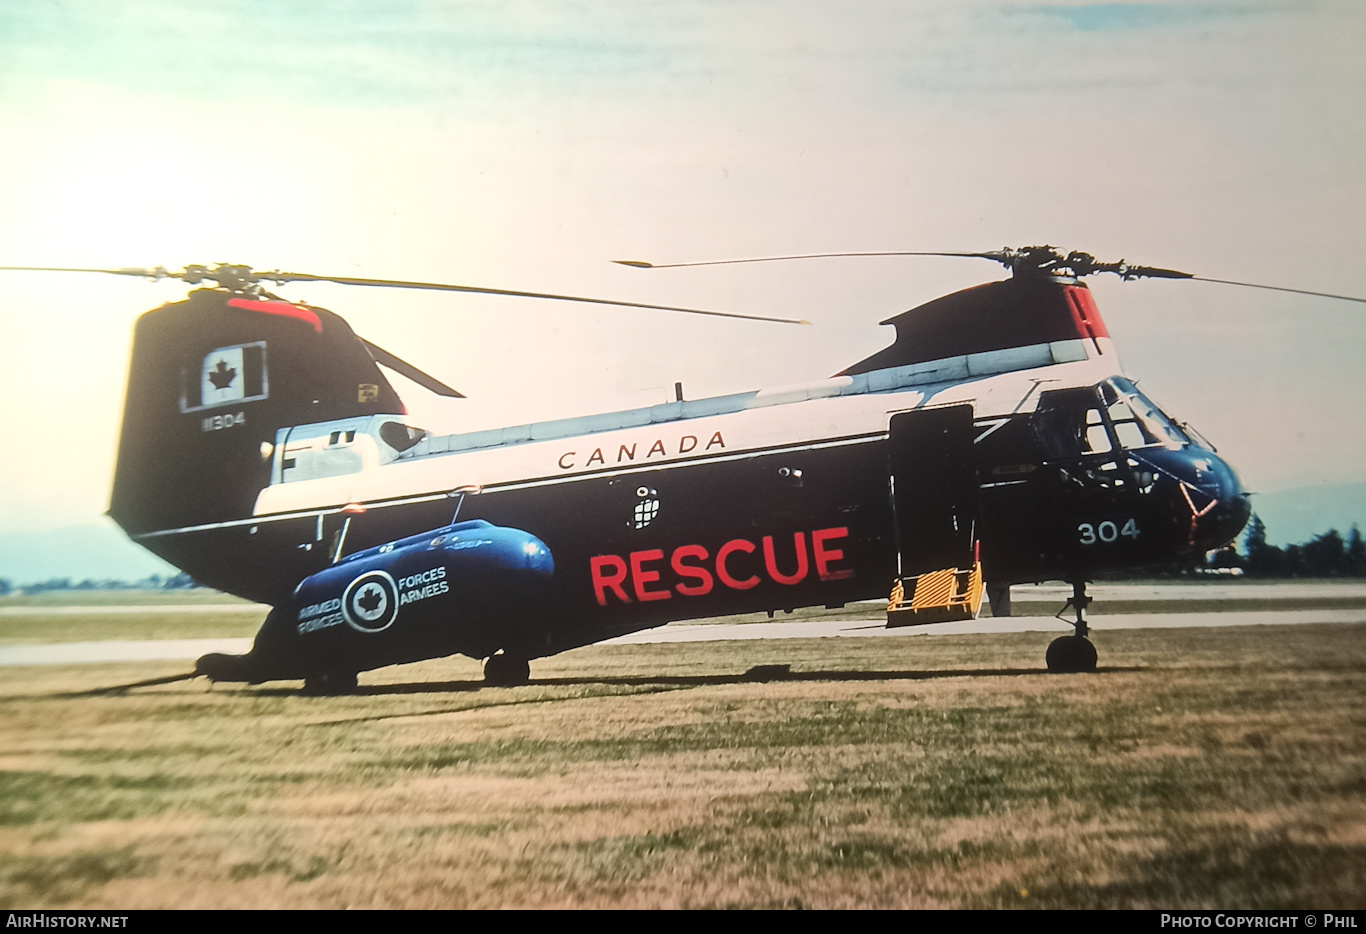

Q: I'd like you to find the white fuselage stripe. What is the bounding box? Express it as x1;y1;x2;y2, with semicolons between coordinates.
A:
249;348;1125;519
484;432;884;493
137;435;889;539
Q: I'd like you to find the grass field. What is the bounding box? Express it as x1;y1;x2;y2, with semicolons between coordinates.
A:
1;619;1363;908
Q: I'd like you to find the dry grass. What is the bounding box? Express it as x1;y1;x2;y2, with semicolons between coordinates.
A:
1;624;1364;908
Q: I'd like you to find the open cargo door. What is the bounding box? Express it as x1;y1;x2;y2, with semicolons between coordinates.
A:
886;404;984;626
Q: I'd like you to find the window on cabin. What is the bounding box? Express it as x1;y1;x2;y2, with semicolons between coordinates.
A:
1034;404;1113;459
379;421;427;453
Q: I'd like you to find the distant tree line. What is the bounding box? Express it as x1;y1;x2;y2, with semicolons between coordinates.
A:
0;572;202;595
1225;515;1366;578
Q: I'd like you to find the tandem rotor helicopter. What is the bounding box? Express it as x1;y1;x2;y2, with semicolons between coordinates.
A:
14;245;1357;691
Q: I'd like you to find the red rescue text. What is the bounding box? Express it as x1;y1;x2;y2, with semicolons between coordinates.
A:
589;527;855;605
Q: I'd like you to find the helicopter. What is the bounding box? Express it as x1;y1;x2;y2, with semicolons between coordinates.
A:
5;245;1305;691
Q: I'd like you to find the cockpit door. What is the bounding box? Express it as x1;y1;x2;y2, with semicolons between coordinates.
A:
888;405;980;576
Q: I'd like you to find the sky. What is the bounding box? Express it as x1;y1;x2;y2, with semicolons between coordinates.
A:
0;1;1363;545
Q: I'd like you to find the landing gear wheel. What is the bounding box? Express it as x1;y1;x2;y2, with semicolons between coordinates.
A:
483;653;530;687
304;670;359;695
1046;635;1098;674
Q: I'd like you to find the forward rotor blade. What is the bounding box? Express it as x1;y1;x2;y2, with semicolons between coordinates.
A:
359;338;465;398
264;271;811;325
614;251;1001;269
614;252;1366;305
1188;277;1366;305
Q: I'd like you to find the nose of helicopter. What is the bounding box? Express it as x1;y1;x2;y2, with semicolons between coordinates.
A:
1194;453;1252;550
1133;446;1252;551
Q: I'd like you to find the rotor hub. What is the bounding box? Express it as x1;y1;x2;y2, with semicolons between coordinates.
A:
992;246;1191;282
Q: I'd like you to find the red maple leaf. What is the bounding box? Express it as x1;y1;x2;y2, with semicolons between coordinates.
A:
208;359;237;390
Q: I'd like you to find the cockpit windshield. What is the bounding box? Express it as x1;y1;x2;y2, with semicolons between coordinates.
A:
1101;378;1190;450
1033;379;1191;461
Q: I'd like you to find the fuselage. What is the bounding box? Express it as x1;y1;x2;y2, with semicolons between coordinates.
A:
108;274;1251;682
131;328;1249;664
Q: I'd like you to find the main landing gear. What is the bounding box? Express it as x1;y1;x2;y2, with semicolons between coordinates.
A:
1047;580;1098;674
483;652;530;687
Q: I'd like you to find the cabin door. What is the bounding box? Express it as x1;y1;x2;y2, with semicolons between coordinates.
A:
887;405;980;576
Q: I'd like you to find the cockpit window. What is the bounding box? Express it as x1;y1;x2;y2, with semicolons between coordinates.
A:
1034;380;1193;461
1035;405;1114;459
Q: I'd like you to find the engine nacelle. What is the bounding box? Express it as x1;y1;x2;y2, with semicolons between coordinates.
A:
198;519;554;682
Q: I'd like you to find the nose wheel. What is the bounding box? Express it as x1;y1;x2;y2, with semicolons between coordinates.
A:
1047;580;1098;673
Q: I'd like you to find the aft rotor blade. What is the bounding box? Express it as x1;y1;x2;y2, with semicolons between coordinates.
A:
0;265;810;324
614;251;1002;269
265;271;811;325
0;264;173;278
360;338;465;398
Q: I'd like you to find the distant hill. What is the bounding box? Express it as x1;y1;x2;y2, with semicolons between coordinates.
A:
0;522;178;586
1247;482;1366;546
